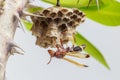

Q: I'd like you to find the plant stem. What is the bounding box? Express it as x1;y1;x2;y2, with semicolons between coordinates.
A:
0;0;28;80
56;0;60;6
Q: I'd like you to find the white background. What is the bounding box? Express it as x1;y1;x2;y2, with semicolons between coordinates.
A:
6;0;120;80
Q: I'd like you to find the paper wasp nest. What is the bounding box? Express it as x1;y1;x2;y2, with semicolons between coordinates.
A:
31;6;85;48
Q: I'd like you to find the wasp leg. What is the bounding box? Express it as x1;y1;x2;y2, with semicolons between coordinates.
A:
47;50;55;64
47;56;53;64
60;39;64;49
65;47;71;52
56;44;60;51
66;52;90;58
63;57;88;67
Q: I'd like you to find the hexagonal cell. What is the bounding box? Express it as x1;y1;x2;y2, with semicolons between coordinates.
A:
50;12;57;18
66;12;72;16
63;17;70;22
78;11;83;16
46;17;52;24
42;9;50;16
38;16;45;21
58;23;67;31
81;14;85;18
73;9;80;14
81;19;85;23
67;21;75;27
40;21;48;28
70;14;77;20
54;18;61;24
74;22;80;27
61;8;68;13
57;11;63;17
76;18;81;23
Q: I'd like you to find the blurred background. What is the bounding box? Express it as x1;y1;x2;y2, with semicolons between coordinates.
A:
6;0;120;80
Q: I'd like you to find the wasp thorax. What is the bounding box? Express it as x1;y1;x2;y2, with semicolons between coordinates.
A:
31;6;85;48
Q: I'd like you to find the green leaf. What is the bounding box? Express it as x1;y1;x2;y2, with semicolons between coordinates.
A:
74;32;110;69
21;19;33;30
25;5;44;13
82;1;120;26
27;7;43;13
42;0;120;26
42;0;86;7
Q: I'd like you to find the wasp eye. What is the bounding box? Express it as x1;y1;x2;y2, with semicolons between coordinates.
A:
73;46;82;51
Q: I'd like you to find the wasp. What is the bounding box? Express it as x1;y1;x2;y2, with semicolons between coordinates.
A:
47;39;90;67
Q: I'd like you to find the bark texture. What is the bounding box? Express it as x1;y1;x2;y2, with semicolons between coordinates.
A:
0;0;28;80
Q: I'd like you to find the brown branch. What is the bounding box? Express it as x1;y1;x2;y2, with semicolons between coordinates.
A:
0;0;28;80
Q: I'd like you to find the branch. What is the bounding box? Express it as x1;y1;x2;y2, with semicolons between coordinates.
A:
0;0;28;80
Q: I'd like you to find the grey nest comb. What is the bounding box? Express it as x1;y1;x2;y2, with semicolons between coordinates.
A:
31;6;85;48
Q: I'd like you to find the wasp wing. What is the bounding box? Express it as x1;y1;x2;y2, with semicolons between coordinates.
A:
66;52;90;58
63;57;88;67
